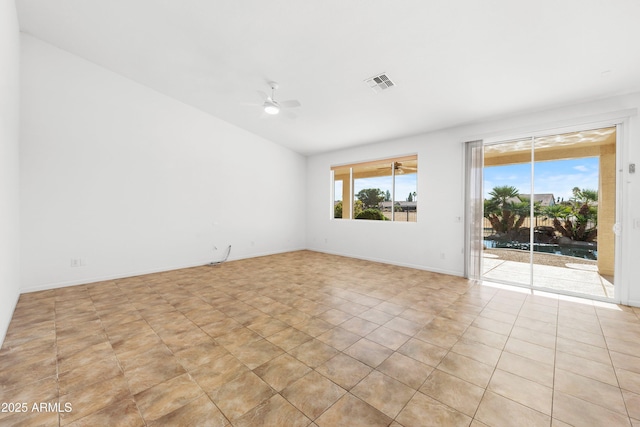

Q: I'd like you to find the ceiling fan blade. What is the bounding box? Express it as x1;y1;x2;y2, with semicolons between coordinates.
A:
257;90;269;101
279;99;301;108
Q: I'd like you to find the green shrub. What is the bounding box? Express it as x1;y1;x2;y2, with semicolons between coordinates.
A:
334;201;343;218
355;209;388;220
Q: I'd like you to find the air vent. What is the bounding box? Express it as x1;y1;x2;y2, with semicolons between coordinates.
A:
365;73;395;93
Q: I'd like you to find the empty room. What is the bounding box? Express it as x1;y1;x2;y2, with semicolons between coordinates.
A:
2;1;640;426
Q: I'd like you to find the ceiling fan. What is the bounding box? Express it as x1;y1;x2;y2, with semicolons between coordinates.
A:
378;162;417;174
257;82;301;117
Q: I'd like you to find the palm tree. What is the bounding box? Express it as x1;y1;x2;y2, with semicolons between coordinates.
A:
544;190;598;242
485;186;529;237
488;185;519;208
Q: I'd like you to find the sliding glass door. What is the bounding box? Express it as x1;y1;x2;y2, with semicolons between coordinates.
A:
475;126;618;301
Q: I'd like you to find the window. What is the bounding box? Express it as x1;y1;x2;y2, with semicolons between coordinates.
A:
331;155;417;221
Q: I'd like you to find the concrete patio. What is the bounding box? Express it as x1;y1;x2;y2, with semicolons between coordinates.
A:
482;251;614;299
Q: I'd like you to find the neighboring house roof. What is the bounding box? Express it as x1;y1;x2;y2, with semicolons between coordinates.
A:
379;201;417;210
506;193;556;207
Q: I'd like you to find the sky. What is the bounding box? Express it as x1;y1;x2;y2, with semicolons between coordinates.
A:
334;173;417;202
334;157;598;204
483;157;599;201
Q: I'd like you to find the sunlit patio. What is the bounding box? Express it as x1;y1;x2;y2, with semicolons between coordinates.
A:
482;250;614;299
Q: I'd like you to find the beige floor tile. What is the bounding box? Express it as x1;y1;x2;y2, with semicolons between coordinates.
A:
554;368;627;414
317;327;360;351
556;336;611;364
497;351;554;387
553;390;631;426
293;317;333;337
59;373;131;425
479;307;518;324
265;327;312;351
2;251;639;427
0;354;57;392
344;338;393;368
365;326;410;350
315;353;372;390
147;395;228;426
58;357;123;395
555;350;618;386
0;377;58;418
253;353;311;392
556;324;606;348
476;390;551;427
398;307;435;325
358;308;395;325
216;327;262;352
288;339;339;368
606;336;640;357
281;371;346;420
339;317;379;336
437;351;494;388
228;338;284;370
317;308;352;326
617;368;640;394
450;337;502;367
397;338;447;367
376;352;433;390
504;337;555;365
134;373;203;422
174;340;228;371
427;316;469;336
315;393;392;427
472;316;513;335
510;325;556;349
233;394;310;427
462;325;508;349
610;351;640;375
419;369;484;417
69;398;145;427
190;353;249;395
351;371;415;418
395;391;471;427
375;301;406;316
246;316;289;338
1;405;61;427
384;316;422;336
414;325;460;349
623;390;640;421
209;370;275;421
488;369;553;415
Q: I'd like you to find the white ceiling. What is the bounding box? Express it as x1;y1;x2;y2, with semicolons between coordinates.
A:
16;0;640;155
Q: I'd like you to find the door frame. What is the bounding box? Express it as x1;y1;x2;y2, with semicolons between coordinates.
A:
465;114;631;305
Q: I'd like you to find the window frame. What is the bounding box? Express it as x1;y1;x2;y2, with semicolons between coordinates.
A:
331;154;418;222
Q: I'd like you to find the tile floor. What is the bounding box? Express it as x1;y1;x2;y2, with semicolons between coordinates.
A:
1;250;639;426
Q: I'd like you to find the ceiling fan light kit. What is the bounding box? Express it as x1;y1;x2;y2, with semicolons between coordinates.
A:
258;81;300;117
263;100;280;115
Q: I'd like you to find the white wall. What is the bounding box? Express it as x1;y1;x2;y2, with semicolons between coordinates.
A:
307;133;465;276
307;93;640;306
20;34;306;292
0;0;21;344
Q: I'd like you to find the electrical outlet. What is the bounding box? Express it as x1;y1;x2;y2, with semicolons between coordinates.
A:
71;258;87;267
